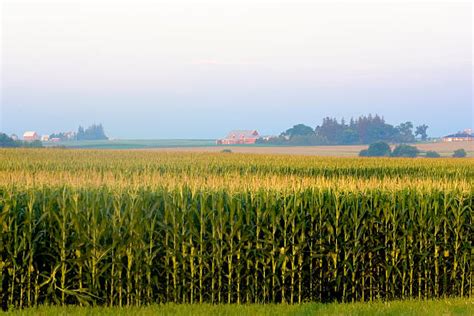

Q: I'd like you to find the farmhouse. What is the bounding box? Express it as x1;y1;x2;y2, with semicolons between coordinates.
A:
23;131;39;141
217;130;260;145
442;129;473;142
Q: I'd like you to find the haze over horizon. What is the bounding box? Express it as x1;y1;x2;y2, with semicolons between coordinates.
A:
1;0;472;139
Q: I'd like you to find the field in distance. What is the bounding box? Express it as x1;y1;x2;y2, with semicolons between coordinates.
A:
43;139;473;157
42;139;217;149
146;141;474;157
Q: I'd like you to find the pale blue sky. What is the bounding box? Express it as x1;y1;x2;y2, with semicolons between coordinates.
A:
1;0;472;138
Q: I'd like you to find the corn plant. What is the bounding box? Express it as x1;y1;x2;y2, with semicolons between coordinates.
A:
0;149;472;309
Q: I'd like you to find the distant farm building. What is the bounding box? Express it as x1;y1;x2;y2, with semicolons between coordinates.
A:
217;130;260;145
41;135;50;142
442;129;473;142
23;131;39;141
63;131;76;140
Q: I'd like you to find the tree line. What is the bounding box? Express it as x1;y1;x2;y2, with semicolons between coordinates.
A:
76;124;108;140
359;142;467;158
259;114;429;145
0;133;43;148
0;124;108;148
50;124;108;141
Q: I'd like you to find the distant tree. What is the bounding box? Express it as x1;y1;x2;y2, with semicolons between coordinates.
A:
391;144;419;158
77;124;108;141
315;114;406;145
452;149;467;158
287;134;327;146
360;142;392;157
0;133;19;148
77;126;85;140
355;114;398;144
0;133;45;148
359;149;369;157
415;124;429;141
396;122;415;143
263;115;428;146
50;132;75;141
315;117;345;143
341;129;359;144
425;151;441;158
281;124;314;138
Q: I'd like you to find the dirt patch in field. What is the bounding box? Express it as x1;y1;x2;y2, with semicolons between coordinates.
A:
415;142;473;154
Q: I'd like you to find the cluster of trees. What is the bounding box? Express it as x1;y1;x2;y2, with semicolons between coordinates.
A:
0;133;43;148
77;124;108;141
0;124;108;148
452;149;468;158
359;141;467;158
260;115;429;145
49;132;74;141
359;142;420;158
50;124;108;141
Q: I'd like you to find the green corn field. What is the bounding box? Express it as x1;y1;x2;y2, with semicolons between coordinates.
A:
0;149;472;308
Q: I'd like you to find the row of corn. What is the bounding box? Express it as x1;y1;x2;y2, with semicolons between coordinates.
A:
0;185;472;308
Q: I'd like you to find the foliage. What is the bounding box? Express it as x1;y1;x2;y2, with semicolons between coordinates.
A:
395;122;415;143
0;133;19;148
0;133;44;148
425;151;441;158
281;124;315;138
77;124;108;141
260;134;328;146
50;132;75;141
391;144;419;158
359;142;391;157
0;150;472;309
358;149;369;157
453;149;467;158
315;117;346;143
314;115;403;145
261;114;423;145
415;125;429;141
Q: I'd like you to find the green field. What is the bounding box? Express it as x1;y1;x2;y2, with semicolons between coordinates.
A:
42;139;217;149
41;139;473;158
0;149;472;310
4;299;473;315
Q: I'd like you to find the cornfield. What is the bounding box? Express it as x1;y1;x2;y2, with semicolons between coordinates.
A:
0;149;472;308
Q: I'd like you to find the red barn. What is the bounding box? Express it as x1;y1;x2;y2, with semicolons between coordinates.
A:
217;130;260;145
23;131;39;141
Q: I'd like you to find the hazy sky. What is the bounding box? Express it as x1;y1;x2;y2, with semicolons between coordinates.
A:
1;0;472;138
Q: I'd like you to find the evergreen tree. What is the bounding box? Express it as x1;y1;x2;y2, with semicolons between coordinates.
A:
77;124;108;140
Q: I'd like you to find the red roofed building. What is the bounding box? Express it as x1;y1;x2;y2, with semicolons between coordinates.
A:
23;131;39;141
217;130;260;145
